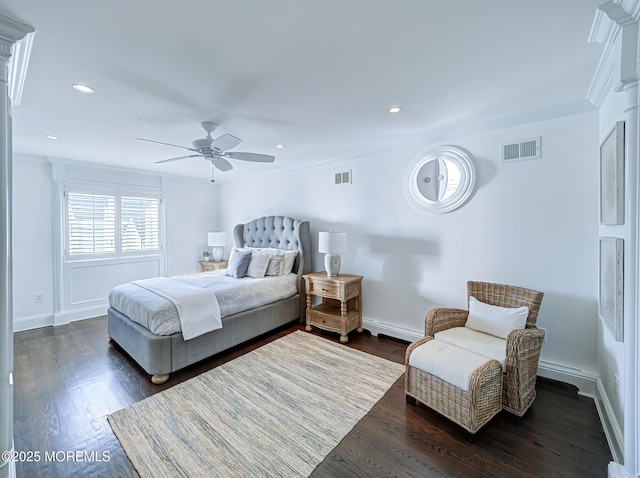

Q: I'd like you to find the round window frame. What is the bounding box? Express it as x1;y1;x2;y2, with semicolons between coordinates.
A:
404;145;476;214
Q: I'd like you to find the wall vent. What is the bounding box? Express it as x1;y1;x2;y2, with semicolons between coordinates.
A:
501;136;542;163
334;170;352;185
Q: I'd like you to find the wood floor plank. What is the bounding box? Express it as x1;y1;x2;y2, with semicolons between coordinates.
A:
12;317;611;477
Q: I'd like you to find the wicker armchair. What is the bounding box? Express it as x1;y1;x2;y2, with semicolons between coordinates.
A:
425;281;545;417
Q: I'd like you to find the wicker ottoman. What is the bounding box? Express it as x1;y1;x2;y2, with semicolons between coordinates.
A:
405;337;503;434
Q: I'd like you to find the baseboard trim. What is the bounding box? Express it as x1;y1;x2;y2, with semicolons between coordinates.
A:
595;377;624;464
13;313;54;332
54;305;108;326
608;461;631;478
536;359;598;397
362;317;422;343
14;305;107;332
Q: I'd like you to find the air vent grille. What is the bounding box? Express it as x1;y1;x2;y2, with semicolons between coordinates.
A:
501;137;542;163
335;170;352;185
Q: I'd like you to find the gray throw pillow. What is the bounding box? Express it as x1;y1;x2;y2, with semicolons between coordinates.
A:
225;250;252;278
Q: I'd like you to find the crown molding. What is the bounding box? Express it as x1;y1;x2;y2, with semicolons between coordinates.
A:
0;14;34;62
587;1;640;106
0;14;34;105
8;31;34;106
587;49;617;108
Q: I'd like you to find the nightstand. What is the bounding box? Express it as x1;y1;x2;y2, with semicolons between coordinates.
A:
303;271;363;343
199;260;228;272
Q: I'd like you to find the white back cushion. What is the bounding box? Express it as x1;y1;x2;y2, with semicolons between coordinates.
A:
465;296;528;339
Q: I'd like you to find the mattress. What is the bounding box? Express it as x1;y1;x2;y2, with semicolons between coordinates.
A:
108;270;298;336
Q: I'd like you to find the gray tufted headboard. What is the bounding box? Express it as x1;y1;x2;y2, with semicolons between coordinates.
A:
233;216;311;317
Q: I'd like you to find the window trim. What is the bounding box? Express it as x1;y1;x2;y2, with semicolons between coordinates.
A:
64;187;163;262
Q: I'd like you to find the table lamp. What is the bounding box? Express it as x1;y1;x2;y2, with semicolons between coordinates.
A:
207;232;227;262
318;231;347;277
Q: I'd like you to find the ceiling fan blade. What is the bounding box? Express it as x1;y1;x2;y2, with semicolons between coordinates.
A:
211;134;241;152
211;158;234;171
154;154;202;164
137;137;198;152
225;151;275;163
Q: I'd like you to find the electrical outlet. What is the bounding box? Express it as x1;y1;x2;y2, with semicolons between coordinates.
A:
34;292;44;303
614;373;619;399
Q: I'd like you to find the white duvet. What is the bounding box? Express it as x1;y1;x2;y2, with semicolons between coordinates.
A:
108;270;298;337
132;277;222;340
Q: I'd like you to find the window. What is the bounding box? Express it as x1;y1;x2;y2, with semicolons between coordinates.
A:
67;192;116;256
65;189;161;259
121;196;160;253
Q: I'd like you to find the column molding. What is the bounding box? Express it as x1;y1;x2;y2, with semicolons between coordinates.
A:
0;13;34;478
588;3;640;477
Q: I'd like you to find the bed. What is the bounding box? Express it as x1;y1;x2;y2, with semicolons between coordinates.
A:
107;215;311;384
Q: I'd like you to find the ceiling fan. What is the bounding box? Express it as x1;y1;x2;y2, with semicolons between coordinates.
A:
137;121;275;175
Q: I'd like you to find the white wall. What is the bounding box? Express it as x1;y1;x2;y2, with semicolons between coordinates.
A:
12;155;54;327
219;110;600;375
11;154;218;330
164;175;219;276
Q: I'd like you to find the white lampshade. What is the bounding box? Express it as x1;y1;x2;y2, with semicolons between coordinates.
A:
318;232;347;254
207;232;227;262
207;232;227;247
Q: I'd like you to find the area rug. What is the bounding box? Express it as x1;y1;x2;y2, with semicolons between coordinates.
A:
108;330;405;477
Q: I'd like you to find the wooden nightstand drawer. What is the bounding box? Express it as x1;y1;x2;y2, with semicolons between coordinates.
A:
199;260;228;272
308;306;342;330
308;280;339;298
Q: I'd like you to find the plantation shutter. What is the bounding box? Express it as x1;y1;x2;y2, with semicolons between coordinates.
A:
120;196;160;253
67;192;116;256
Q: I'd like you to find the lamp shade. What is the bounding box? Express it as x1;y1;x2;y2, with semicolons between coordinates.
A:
207;232;227;247
318;232;347;254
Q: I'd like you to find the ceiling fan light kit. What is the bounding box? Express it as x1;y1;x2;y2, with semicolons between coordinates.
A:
138;121;276;177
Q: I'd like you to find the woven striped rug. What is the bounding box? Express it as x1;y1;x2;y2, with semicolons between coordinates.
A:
108;331;405;477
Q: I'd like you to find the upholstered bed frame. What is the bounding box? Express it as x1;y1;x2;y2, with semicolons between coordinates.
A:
107;216;311;384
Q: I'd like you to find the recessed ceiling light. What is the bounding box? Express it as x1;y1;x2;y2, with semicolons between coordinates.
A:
388;106;402;114
275;144;285;149
45;135;59;140
72;83;94;94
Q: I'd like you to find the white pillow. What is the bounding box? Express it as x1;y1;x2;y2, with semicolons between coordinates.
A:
245;252;270;278
465;296;529;339
266;252;284;276
232;247;297;275
243;248;284;276
282;250;298;274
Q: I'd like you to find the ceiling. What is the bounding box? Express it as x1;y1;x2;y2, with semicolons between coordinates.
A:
1;0;604;183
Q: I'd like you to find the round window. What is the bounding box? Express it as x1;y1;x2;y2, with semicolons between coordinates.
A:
405;145;476;213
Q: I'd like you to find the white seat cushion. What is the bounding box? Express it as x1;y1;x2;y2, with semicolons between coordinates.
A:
434;327;507;370
408;340;493;392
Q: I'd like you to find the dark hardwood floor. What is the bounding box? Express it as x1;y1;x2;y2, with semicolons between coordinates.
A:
13;317;611;477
